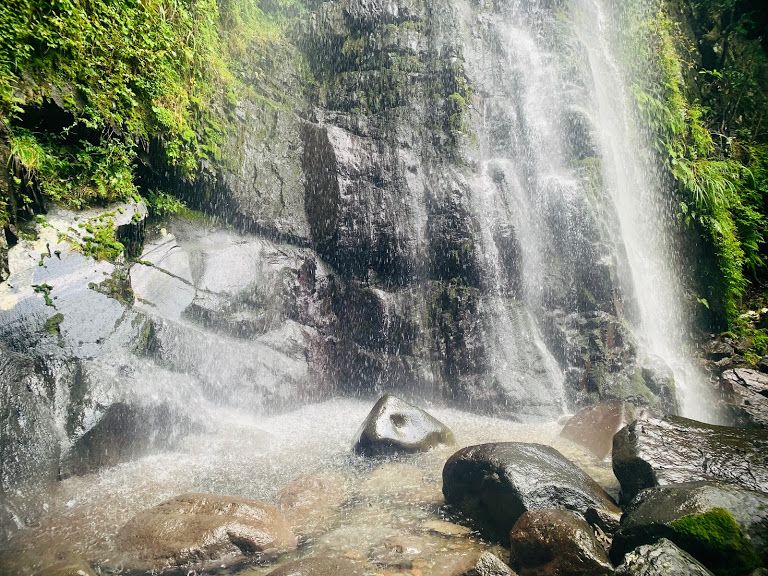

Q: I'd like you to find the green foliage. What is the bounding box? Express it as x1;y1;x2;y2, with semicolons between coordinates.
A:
144;190;186;218
0;0;303;228
78;216;124;261
670;507;761;575
626;1;768;326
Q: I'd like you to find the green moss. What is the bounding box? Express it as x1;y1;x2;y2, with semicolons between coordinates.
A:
88;268;134;304
32;282;54;307
670;508;761;576
44;312;64;335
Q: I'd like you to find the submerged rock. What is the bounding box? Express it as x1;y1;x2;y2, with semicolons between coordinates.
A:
442;442;619;540
353;395;454;456
115;493;297;572
369;534;442;569
508;509;613;576
610;482;768;574
612;413;768;502
560;401;636;460
278;473;348;537
615;538;714;576
430;551;515;576
266;556;364;576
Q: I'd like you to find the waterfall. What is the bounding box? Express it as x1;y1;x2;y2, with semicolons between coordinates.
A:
458;0;715;421
571;0;716;421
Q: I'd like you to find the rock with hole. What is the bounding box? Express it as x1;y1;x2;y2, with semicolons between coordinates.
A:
353;394;454;456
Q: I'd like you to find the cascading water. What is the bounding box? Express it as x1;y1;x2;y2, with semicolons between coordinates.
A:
571;0;717;422
458;0;715;422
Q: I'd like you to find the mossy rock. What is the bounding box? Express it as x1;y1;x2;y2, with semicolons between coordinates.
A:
610;482;768;576
669;508;761;576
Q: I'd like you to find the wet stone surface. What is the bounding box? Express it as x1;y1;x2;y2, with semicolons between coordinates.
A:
353;395;455;456
442;442;619;541
612;413;768;503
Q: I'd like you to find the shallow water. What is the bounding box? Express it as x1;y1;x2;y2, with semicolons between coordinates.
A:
2;399;617;574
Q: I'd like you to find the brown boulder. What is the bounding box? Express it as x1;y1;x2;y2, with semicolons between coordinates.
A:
509;509;613;576
116;493;297;572
560;401;636;460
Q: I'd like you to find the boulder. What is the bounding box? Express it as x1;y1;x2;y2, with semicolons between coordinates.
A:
508;509;613;576
266;556;364;576
720;369;768;428
610;482;768;575
612;414;768;502
703;340;735;361
353;395;454;456
116;493;297;572
615;538;714;576
560;401;636;460
60;402;193;478
442;442;619;540
278;473;348;537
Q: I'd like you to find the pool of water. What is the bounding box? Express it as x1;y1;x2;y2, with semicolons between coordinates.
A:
1;399;617;574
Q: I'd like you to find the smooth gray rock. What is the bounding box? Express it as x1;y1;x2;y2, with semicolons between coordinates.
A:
442;442;619;541
612;413;768;502
353;394;454;456
615;539;714;576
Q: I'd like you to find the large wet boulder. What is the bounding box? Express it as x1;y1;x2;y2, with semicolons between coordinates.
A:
720;369;768;428
612;414;768;502
508;509;613;575
442;442;619;540
560;401;637;460
615;538;714;576
115;493;297;572
353;395;454;456
610;482;768;575
59;402;193;478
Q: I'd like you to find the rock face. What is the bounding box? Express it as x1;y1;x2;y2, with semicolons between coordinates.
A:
442;442;619;540
116;493;297;572
612;413;768;502
615;538;714;576
353;395;454;456
508;509;613;576
720;369;768;428
610;482;768;574
560;401;636;460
